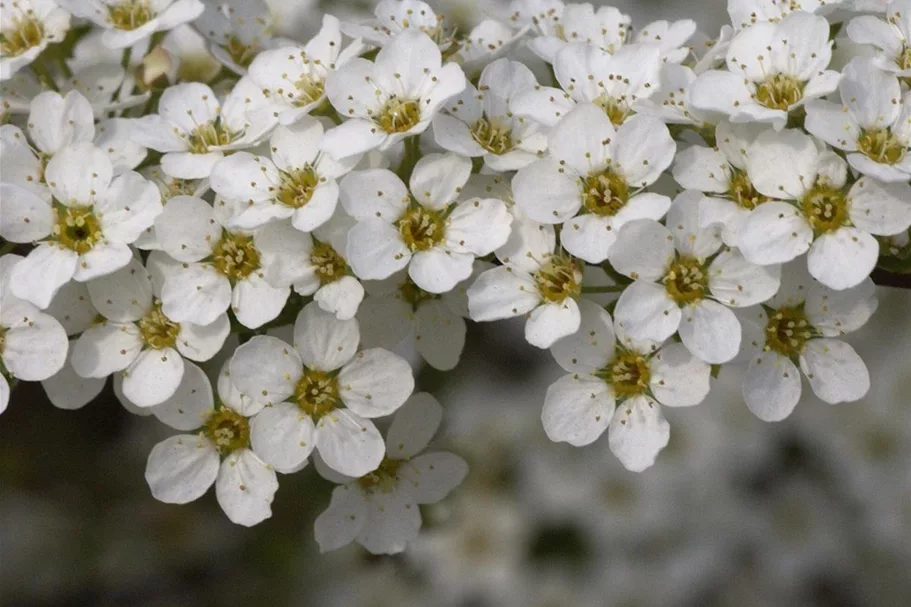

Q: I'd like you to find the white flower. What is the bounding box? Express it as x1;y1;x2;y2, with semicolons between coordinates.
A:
152;195;293;328
511;41;662;129
341;0;457;53
632;63;717;132
0;70;42;117
738;128;911;290
130;80;276;179
671;121;767;247
0;255;69;401
516;1;631;64
689;12;839;129
727;0;846;31
341;153;511;293
543;298;711;471
610;192;780;363
70;257;230;407
738;263;876;421
133;166;209;250
57;0;203;49
230;302;415;477
160;24;221;84
254;211;365;320
513;103;675;263
247;15;364;125
40;346;106;410
195;0;273;74
144;361;279;526
313;392;468;555
847;0;911;78
5;141;162;308
432;58;546;172
322;30;466;158
805;57;911;183
0;0;70;80
210;118;359;232
632;18;698;64
467;214;582;349
449;18;526;77
357;269;473;371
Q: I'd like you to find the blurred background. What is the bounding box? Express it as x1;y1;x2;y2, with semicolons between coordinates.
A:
3;1;911;606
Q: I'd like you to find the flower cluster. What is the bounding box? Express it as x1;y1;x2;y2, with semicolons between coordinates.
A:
1;0;910;553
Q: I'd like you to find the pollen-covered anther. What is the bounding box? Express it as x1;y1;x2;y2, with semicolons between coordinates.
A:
534;254;581;303
397;206;445;251
52;206;104;254
753;73;804;110
377;97;421;133
0;13;44;57
138;302;180;349
663;257;708;304
764;306;815;357
107;0;152;31
311;242;348;285
857;127;906;165
204;408;251;455
470;116;513;155
294;368;339;419
582;169;629;216
278;165;319;208
212;233;261;280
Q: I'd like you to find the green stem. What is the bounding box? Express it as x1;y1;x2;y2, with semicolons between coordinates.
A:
121;46;132;70
0;242;17;256
397;135;422;181
581;285;626;294
30;61;58;91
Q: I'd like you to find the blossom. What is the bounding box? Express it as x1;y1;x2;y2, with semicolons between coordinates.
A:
805;58;911;183
847;0;911;79
516;1;632;64
689;12;839;129
152;195;293;328
448;18;526;77
322;30;466;158
341;152;511;293
70;257;230;407
632;63;718;135
57;0;203;49
510;41;663;129
230;302;415;477
314;392;468;554
194;0;273;74
543;299;711;471
210;118;359;233
432;58;547;172
513;103;675;263
247;15;364;125
130;80;276;179
341;0;458;54
0;0;70;80
5;141;162;308
0;254;69;414
726;0;846;30
738;263;876;421
737;128;911;290
610;192;781;363
467;213;582;349
145;359;279;526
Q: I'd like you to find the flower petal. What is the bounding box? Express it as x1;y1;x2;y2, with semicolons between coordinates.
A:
338;348;415;418
215;449;279;526
799;339;870;404
542;373;615;446
608;395;670;472
743;352;802;421
315;409;385;477
145;434;219;504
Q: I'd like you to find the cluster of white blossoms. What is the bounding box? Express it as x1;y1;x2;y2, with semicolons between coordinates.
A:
1;0;910;552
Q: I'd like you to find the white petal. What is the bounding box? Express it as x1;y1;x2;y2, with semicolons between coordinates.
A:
338;348;415;417
512;159;581;224
249;402;316;473
161;263;231;326
355;489;421;555
414;299;466;371
96;171;162;244
385;392;443;459
45;142;112;205
542;373;615;446
807;228;878;291
0;184;53;243
708;250;781;307
122;346;185;407
444;198;512;256
10;244;78;309
525;299;582;349
739;201;813;265
254;220;314;287
151;361;214;430
71;322;143;378
354;292;412;350
314;484;367;553
216;450;279;526
28;90;94;154
678;299;742;364
561;213;616;264
314;276;364;321
153;195;219;262
408;248;474;294
86;257;153;322
550;298;615;374
672;146;730;193
607;219;674;281
608;395;670;472
175;314;230;362
666;190;723;258
229;335;302;405
409;153;472;211
231;274;289;330
145;434;219;504
293;301;359;372
467;266;540;321
320;119;388;159
72;242;133;282
613;281;681;343
799;339;870;404
649;342;712;407
804;100;860;151
315;409;385;477
217;359;262;417
848;178;911;236
346;219;411;280
840;58;901;130
614;116;676;187
805;279;878;337
745;128;818;200
547;103;616;175
1;310;69;381
743;352;802;421
399;452;468;504
42;353;106;410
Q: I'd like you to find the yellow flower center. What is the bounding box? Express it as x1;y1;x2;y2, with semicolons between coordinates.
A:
0;326;6;355
857;128;906;165
225;35;259;69
764;305;814;358
204;408;250;455
295;73;325;107
138;302;180;349
0;14;44;57
294;368;339;420
358;456;402;494
663;257;708;305
602;351;651;398
277;166;320;208
108;0;152;31
187;120;236;154
582;169;629;216
753;74;804;110
377;97;421;134
896;47;911;71
728;168;768;210
212;233;260;280
470;116;513;155
593;94;629;126
397;207;445;251
52;206;104;254
534;254;581;303
800;183;848;235
310;242;348;285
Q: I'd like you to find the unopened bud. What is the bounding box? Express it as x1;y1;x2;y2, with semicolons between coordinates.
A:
136;46;177;91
